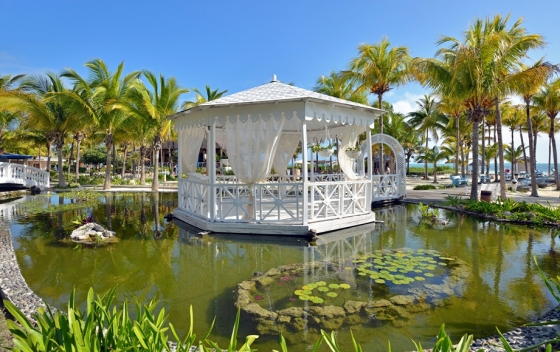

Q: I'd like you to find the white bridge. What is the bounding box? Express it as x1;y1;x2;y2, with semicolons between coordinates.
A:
0;163;50;190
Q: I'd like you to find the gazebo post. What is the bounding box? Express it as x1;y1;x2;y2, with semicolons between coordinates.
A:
208;123;217;221
366;128;373;206
302;121;309;226
177;131;183;180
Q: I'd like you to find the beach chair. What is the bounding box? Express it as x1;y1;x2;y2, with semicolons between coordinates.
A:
480;183;500;201
450;175;468;187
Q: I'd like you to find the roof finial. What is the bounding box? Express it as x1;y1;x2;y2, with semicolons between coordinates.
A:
271;74;278;83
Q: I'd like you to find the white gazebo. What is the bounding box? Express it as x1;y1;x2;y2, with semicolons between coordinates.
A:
168;76;385;236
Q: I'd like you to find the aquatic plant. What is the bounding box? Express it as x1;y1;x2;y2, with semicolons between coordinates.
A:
293;280;351;304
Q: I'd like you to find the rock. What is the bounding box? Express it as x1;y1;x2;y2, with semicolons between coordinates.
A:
343;300;365;314
390;295;415;306
277;307;308;331
255;276;275;288
309;306;346;330
70;223;115;242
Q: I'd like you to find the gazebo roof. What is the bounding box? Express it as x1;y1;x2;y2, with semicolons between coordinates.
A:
199;78;378;112
169;76;385;133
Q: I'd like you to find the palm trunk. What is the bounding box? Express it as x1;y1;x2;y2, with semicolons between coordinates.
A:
67;141;74;181
46;141;52;173
481;122;485;178
75;135;83;181
56;139;67;188
520;129;528;174
460;141;466;177
140;145;147;184
495;98;506;199
525;98;538;197
550;116;560;189
455;116;459;175
121;143;129;179
493;125;498;181
152;133;161;192
433;161;438;183
104;133;113;190
511;128;515;173
470;115;480;200
424;130;429;180
379;94;385;175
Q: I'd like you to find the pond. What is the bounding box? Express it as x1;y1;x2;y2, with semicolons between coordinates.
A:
7;192;560;351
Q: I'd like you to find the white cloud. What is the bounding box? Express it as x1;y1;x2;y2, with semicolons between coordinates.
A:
391;92;424;114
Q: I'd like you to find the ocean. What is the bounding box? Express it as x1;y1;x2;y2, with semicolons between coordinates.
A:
409;162;555;173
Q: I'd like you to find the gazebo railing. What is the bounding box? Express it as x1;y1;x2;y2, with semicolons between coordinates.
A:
371;174;401;199
178;176;372;225
309;180;370;222
0;162;50;189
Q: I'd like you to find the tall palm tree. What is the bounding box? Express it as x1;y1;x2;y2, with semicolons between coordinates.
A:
515;61;558;196
533;78;560;189
502;104;525;173
0;74;26;154
439;96;466;175
407;95;448;180
115;71;188;191
313;71;368;104
181;85;226;110
344;37;411;174
414;15;545;199
415;146;449;183
62;59;141;190
0;73;83;187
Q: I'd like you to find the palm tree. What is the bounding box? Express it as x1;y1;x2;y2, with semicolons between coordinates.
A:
407;95;448;180
344;37;411;174
0;74;26;154
181;85;226;110
502;104;525;174
115;71;188;191
62;59;141;190
439;96;466;176
0;73;84;187
505;144;526;173
415;146;449;183
533;78;560;189
515;61;558;196
414;15;545;200
313;71;368;104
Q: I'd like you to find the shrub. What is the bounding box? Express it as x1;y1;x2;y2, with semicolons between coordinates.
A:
4;287;257;352
413;184;437;190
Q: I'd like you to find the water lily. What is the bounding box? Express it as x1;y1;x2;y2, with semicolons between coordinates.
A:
255;295;263;300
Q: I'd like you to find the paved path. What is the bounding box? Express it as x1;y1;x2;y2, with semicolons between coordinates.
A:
404;177;560;207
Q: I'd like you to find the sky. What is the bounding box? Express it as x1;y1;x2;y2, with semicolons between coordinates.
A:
1;0;560;163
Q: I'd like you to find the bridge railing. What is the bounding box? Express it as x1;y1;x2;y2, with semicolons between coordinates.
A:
0;163;50;189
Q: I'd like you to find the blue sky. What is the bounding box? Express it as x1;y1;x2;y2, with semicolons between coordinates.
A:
1;0;559;162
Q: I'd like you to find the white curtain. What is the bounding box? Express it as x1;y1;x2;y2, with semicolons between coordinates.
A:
272;133;301;180
337;125;367;181
225;115;284;184
180;127;205;175
226;115;284;220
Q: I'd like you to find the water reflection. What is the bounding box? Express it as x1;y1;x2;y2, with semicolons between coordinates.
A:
8;194;560;351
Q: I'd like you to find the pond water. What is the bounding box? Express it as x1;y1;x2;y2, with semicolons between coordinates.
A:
8;192;560;351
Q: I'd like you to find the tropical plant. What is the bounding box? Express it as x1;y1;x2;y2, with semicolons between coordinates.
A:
515;60;558;197
61;59;141;190
114;71;188;191
407;95;448;179
0;73;86;187
181;85;227;110
313;71;368;104
414;15;547;199
415;146;449;183
534;78;560;189
343;37;411;174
